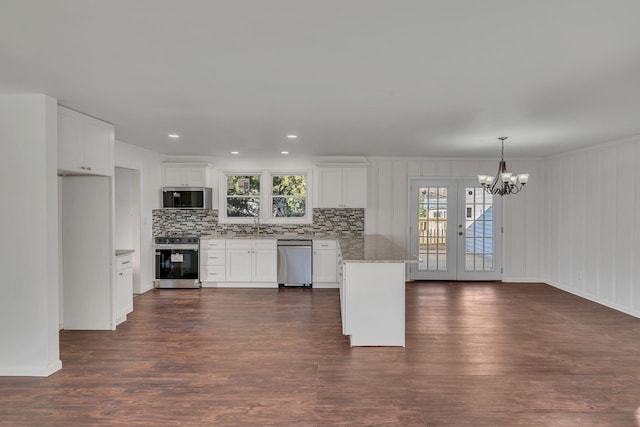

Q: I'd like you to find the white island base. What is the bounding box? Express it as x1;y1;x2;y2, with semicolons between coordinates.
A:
341;262;406;347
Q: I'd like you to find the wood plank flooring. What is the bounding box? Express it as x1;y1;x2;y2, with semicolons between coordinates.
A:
2;282;640;426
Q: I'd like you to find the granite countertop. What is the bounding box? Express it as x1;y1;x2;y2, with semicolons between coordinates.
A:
200;232;327;240
339;235;418;263
115;249;135;256
199;233;415;263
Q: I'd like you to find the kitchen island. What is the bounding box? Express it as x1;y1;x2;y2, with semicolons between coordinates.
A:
339;235;417;347
197;233;416;346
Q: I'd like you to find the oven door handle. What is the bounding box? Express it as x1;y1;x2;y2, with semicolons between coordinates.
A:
154;245;199;251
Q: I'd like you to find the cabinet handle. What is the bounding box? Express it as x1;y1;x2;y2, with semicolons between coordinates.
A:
87;166;92;171
119;272;123;276
122;260;130;264
80;166;86;170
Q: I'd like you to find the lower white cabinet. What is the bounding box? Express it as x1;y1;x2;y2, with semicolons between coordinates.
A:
226;239;277;285
313;240;338;287
200;240;226;286
115;253;133;325
200;238;277;287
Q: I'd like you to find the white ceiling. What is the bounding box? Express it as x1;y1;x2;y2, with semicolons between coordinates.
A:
2;0;640;158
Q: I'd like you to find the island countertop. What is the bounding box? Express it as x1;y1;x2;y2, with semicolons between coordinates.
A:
339;235;417;263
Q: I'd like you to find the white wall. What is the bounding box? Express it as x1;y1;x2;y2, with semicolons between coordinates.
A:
114;141;164;293
545;137;640;317
0;95;61;376
366;157;546;282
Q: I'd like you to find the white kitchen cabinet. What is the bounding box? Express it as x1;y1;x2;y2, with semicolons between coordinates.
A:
58;105;114;176
161;163;211;187
316;167;367;208
115;253;133;325
313;240;338;287
225;239;277;286
200;240;226;286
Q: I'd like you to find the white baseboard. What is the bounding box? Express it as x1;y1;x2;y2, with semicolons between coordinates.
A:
0;359;62;377
545;279;640;319
201;282;278;288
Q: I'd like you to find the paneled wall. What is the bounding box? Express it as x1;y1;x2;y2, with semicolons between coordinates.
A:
545;138;640;317
366;157;545;282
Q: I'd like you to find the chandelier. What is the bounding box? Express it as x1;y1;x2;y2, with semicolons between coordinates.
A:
477;137;529;196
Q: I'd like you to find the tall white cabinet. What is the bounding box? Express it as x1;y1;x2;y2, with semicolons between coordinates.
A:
58;105;118;330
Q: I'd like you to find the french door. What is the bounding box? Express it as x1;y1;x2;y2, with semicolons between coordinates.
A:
409;179;502;281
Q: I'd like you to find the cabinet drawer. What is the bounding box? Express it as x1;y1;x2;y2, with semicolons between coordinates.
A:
226;239;252;250
313;240;337;250
116;255;133;270
200;266;226;282
252;239;277;250
200;250;226;266
201;239;225;250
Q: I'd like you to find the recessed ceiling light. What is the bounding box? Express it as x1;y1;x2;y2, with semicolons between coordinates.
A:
231;151;239;155
281;151;289;155
168;134;180;139
286;134;297;139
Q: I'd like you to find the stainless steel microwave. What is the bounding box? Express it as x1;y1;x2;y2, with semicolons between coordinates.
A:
161;187;212;209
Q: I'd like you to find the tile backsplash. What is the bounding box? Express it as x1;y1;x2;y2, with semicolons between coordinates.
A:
152;208;364;238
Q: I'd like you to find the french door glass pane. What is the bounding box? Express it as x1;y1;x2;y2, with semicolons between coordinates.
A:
418;187;448;271
464;187;494;271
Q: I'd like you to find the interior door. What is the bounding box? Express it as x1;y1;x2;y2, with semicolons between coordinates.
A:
409;179;502;281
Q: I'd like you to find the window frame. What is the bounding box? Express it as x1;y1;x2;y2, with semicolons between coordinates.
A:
218;170;312;225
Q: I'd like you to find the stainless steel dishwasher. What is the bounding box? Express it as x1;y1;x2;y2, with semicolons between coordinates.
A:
277;239;312;288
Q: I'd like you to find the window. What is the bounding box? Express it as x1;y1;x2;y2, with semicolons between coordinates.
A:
225;174;260;217
271;175;306;218
220;171;311;223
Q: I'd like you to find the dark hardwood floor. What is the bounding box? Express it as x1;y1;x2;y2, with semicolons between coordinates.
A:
2;282;640;426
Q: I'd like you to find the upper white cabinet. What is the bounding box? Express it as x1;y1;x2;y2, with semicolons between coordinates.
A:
58;105;114;176
316;167;367;208
161;163;212;187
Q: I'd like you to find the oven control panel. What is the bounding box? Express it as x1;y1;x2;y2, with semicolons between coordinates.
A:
155;236;199;245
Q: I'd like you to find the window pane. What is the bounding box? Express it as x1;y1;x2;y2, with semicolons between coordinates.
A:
227;197;259;217
227;175;260;196
272;197;306;217
271;175;307;218
272;175;306;196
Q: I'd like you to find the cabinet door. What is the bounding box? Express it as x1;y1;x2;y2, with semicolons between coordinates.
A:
184;167;207;187
162;165;209;187
253;250;277;282
200;249;226;266
342;168;367;208
313;249;338;282
58;107;84;173
116;267;133;319
83;116;114;176
226;249;253;281
316;168;343;208
163;167;186;187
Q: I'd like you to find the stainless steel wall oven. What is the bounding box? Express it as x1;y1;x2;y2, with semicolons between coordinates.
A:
154;236;201;288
